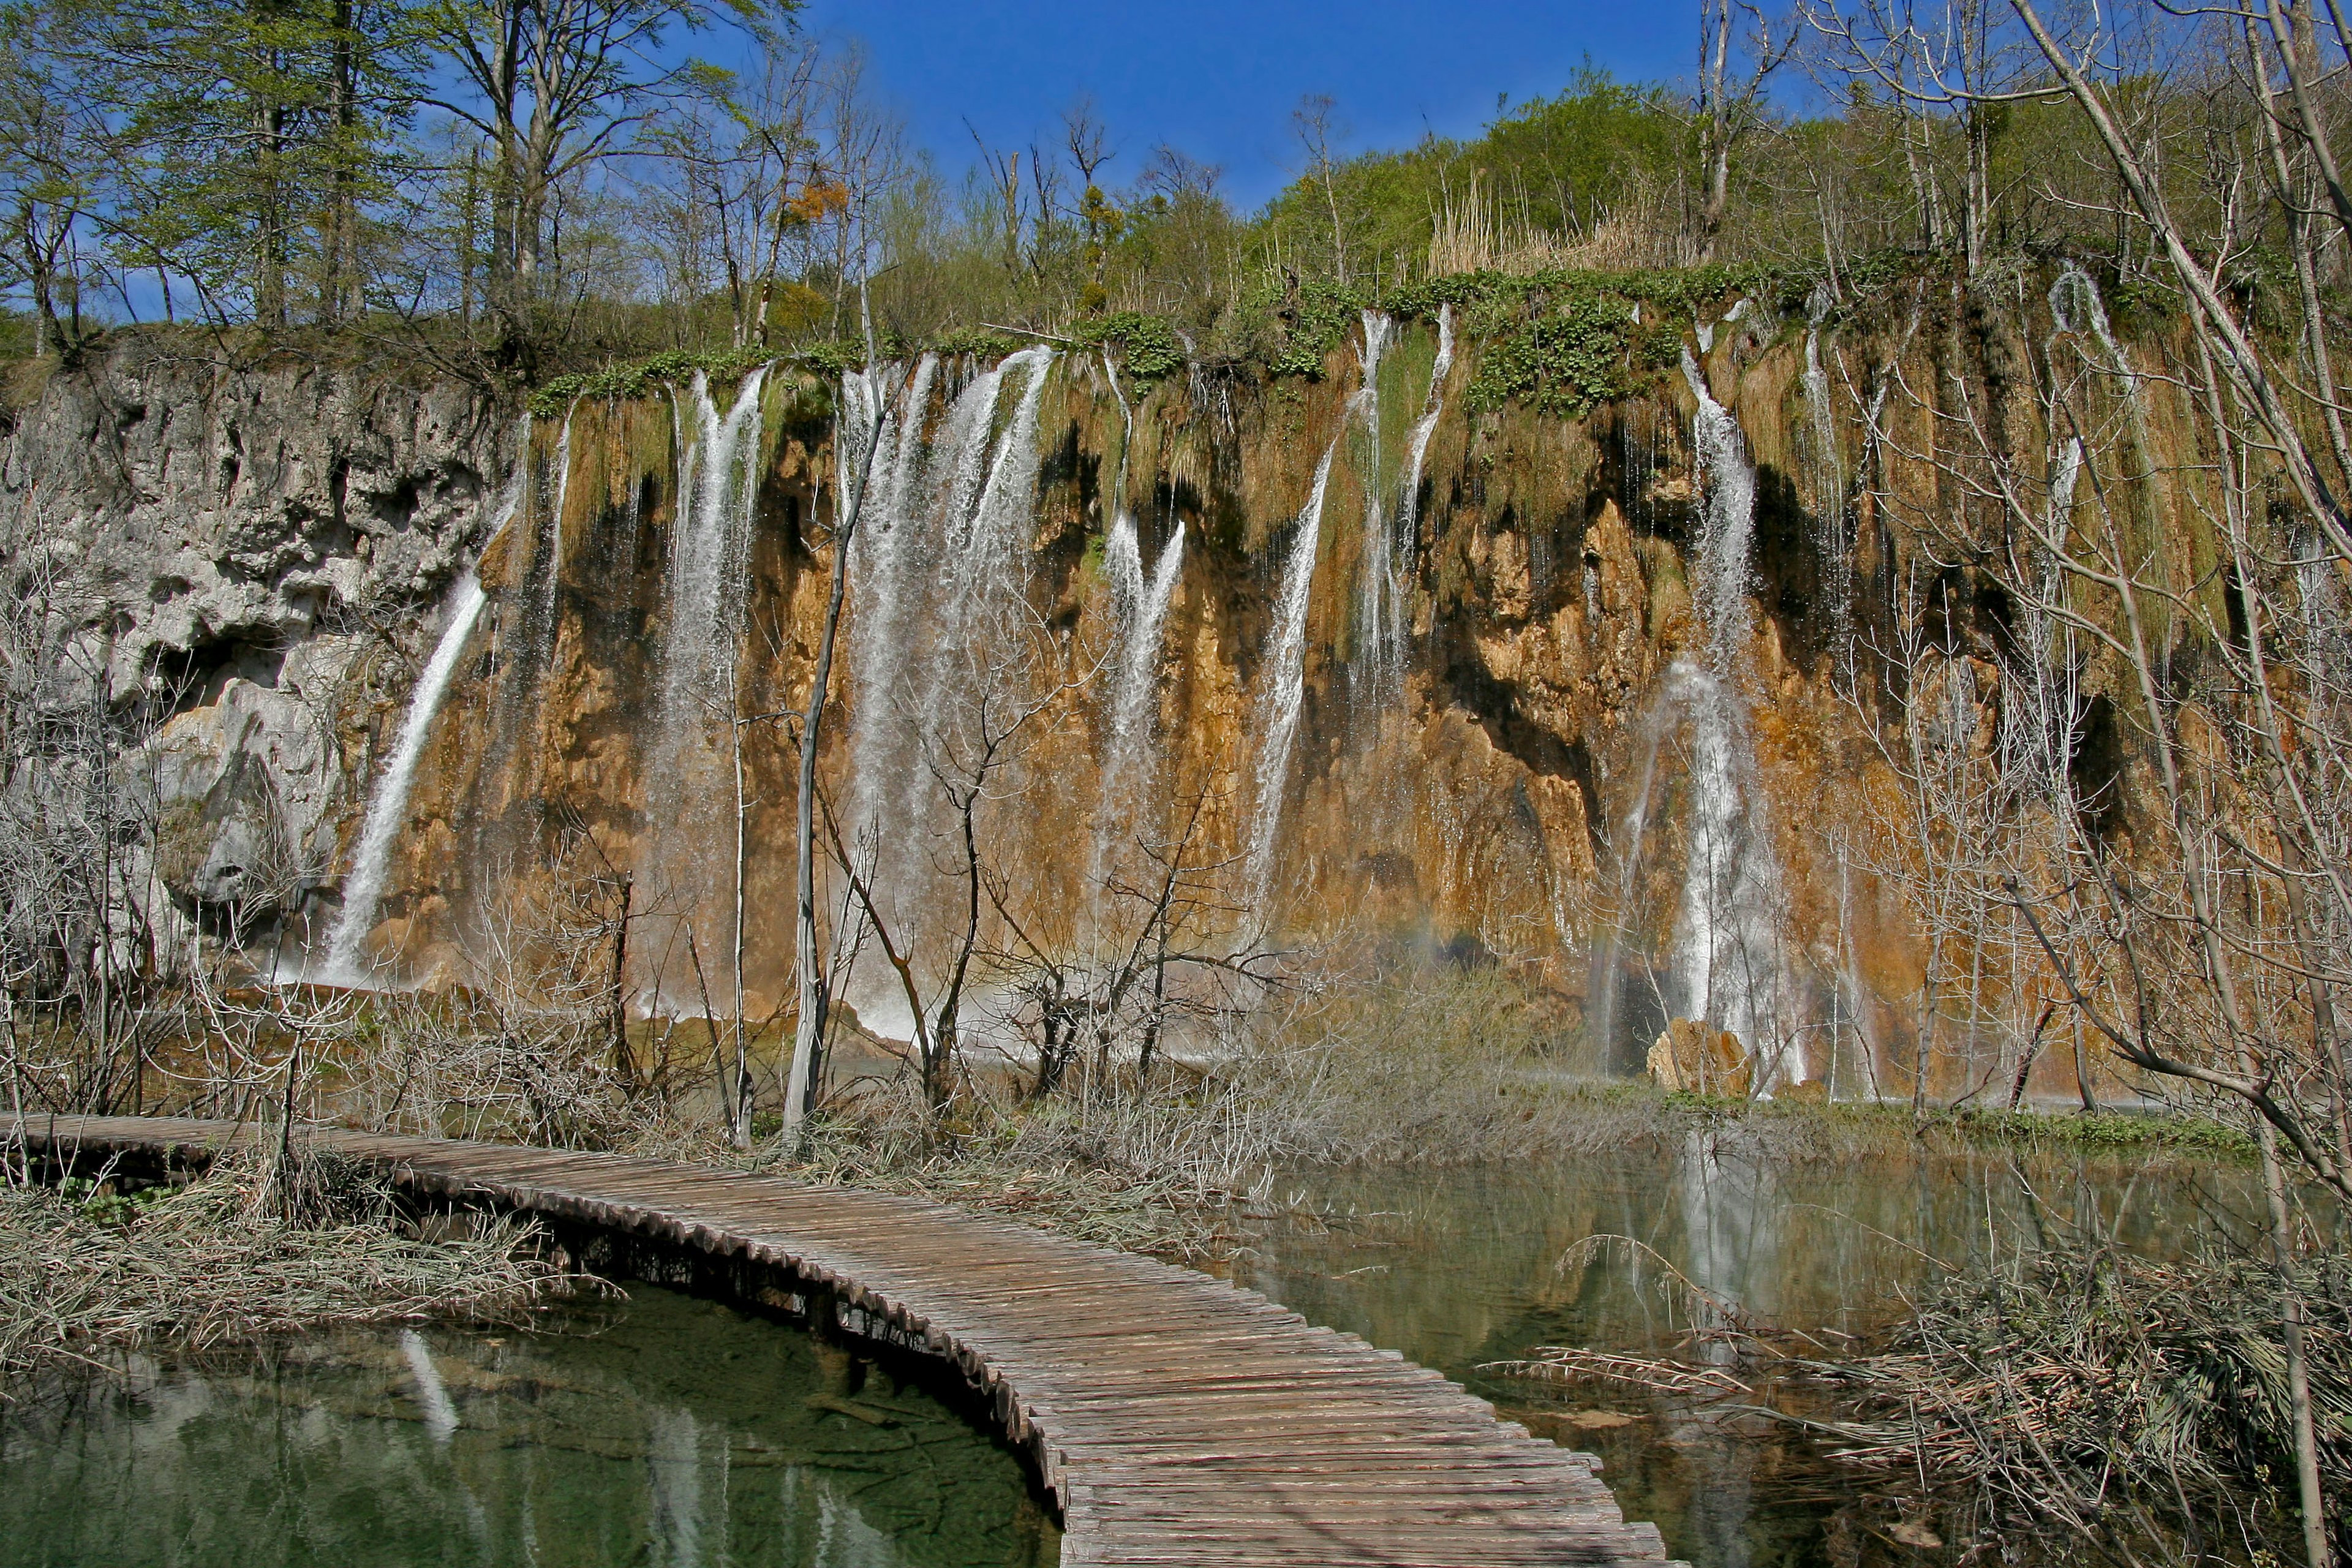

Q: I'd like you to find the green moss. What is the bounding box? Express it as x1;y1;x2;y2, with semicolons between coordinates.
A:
1248;276;1364;380
930;326;1020;361
1074;312;1186;383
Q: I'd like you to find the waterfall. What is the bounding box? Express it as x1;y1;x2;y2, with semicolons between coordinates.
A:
322;571;493;984
1344;303;1453;708
845;355;937;841
960;347;1055;598
903;347;1052;771
1350;311;1396;701
1089;343;1186;871
534;406;575;673
2049;264;2143;401
1801;287;1848;633
828;347;1052;933
1096;517;1187;853
1398;303;1453;571
1670;352;1802;1086
655;368;769;753
1245;444;1337;916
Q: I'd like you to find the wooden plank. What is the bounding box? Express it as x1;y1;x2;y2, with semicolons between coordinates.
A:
11;1115;1681;1568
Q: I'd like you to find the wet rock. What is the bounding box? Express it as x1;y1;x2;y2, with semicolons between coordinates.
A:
1647;1017;1753;1097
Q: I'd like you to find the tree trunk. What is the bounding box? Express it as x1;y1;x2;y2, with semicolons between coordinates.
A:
782;298;888;1147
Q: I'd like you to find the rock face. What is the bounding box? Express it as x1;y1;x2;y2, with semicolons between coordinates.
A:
0;290;2152;1101
0;341;511;925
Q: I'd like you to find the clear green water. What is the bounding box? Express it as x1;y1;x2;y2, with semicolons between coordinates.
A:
0;1287;1058;1568
1235;1133;2256;1568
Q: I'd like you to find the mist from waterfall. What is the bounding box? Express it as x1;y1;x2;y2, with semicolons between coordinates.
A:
1667;350;1802;1085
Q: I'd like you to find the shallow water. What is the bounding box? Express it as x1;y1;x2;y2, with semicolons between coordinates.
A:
1237;1134;2259;1568
0;1286;1058;1568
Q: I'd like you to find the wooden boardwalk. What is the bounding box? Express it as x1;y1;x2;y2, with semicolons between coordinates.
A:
15;1114;1675;1568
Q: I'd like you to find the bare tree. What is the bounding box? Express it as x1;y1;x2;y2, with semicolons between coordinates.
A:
1694;0;1800;262
1292;94;1351;283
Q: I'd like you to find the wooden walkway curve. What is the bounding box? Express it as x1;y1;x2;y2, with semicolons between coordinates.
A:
16;1115;1677;1568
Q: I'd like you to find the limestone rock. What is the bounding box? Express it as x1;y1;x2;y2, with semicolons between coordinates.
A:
146;676;344;918
1647;1017;1752;1097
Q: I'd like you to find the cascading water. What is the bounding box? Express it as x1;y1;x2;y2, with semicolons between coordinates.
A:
1398;303;1454;571
657;368;771;748
1801;286;1849;633
2049;264;2143;401
639;367;769;990
1089;347;1187;878
320;432;532;984
322;573;496;984
1096;516;1187;847
535;405;576;673
1245;445;1336;916
843;355;938;843
824;346;1054;952
1350;311;1396;703
1666;350;1802;1085
900;347;1054;789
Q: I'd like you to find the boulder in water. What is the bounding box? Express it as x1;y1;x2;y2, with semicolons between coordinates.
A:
1646;1017;1752;1097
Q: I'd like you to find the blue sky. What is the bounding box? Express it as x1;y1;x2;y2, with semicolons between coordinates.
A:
786;1;1700;209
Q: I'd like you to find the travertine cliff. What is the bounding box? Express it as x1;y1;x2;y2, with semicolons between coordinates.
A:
3;282;2176;1096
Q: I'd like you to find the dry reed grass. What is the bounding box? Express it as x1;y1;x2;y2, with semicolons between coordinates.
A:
1826;1249;2352;1555
0;1148;573;1393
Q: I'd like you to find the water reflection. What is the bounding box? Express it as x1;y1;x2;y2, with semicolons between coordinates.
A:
1239;1136;2255;1568
0;1287;1058;1568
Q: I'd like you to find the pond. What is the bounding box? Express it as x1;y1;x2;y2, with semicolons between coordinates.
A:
0;1285;1058;1568
1234;1131;2258;1568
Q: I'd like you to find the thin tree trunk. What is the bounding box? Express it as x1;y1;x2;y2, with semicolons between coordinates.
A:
782;285;888;1147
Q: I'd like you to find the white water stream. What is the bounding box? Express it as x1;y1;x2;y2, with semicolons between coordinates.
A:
1245;443;1336;916
1669;350;1802;1085
322;571;494;983
657;368;770;752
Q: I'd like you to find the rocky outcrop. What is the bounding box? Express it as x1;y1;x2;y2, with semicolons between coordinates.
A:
1;341;513;922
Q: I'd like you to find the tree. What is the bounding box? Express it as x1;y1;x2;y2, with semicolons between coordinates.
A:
0;0;114;352
1291;94;1351;282
415;0;789;360
1693;0;1798;262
